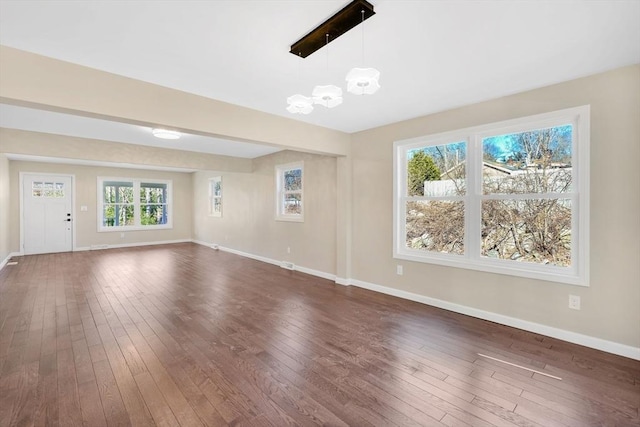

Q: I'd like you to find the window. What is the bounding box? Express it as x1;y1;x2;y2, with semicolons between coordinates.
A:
32;181;65;198
394;106;589;285
209;176;222;217
275;162;304;222
98;178;172;231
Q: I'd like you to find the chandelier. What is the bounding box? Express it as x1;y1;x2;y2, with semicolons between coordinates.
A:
286;0;379;114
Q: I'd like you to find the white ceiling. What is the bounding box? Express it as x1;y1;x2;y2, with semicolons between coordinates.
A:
0;0;639;156
0;104;281;159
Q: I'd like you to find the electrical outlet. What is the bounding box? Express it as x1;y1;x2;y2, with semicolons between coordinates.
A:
569;295;581;310
396;265;403;275
120;233;125;239
287;247;291;254
80;205;88;212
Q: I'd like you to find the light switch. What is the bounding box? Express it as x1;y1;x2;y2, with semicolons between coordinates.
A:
80;205;88;212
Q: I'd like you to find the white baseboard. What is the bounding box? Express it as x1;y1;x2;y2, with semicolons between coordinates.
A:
148;240;640;361
0;255;7;271
349;278;640;361
75;239;191;252
219;245;281;267
191;240;338;283
334;277;351;286
0;252;22;271
296;265;336;281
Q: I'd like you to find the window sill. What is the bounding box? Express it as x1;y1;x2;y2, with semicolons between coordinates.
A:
98;225;173;232
275;215;304;223
393;250;587;287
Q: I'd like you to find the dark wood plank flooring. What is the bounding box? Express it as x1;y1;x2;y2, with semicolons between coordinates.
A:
1;243;638;426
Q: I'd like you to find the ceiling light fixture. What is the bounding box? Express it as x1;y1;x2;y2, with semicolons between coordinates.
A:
287;53;314;115
312;34;343;108
152;128;181;140
286;94;314;114
312;85;343;108
346;9;380;95
289;0;375;58
286;0;377;114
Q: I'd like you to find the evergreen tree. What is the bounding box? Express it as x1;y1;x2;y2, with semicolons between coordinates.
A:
408;151;441;196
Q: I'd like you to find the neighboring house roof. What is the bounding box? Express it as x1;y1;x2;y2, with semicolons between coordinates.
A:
442;160;515;177
443;160;569;177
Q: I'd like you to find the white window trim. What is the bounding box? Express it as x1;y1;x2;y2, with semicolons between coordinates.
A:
275;161;304;222
209;176;223;218
97;177;173;232
393;105;590;286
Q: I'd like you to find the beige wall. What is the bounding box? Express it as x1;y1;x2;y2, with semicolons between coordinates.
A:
0;154;9;262
0;46;350;156
350;65;640;348
193;151;337;275
0;52;638;354
8;161;193;251
0;128;252;172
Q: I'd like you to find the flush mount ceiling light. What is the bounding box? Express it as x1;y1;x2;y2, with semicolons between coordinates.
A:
286;94;314;114
152;128;181;140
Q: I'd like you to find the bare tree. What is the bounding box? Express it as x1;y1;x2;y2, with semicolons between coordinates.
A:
481;127;573;266
404;126;573;266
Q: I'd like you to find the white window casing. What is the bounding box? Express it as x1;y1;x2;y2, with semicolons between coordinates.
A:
393;105;590;286
209;176;222;217
275;162;304;222
97;177;173;231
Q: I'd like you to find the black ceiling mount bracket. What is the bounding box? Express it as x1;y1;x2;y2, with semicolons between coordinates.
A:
289;0;375;58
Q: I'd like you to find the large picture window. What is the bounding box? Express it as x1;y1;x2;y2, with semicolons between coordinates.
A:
275;162;304;222
98;178;172;231
394;106;589;285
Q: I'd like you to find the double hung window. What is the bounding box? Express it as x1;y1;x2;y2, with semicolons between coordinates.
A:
98;178;172;231
209;176;222;217
275;162;304;222
394;106;589;285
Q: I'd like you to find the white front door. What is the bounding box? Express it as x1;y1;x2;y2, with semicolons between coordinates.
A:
22;174;73;255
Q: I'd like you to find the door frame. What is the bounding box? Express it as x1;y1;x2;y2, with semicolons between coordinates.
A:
19;172;77;255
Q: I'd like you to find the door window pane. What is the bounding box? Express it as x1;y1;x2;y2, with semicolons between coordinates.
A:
44;182;54;197
54;182;65;198
32;182;43;197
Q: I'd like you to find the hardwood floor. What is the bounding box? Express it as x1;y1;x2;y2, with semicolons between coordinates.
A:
1;243;638;426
